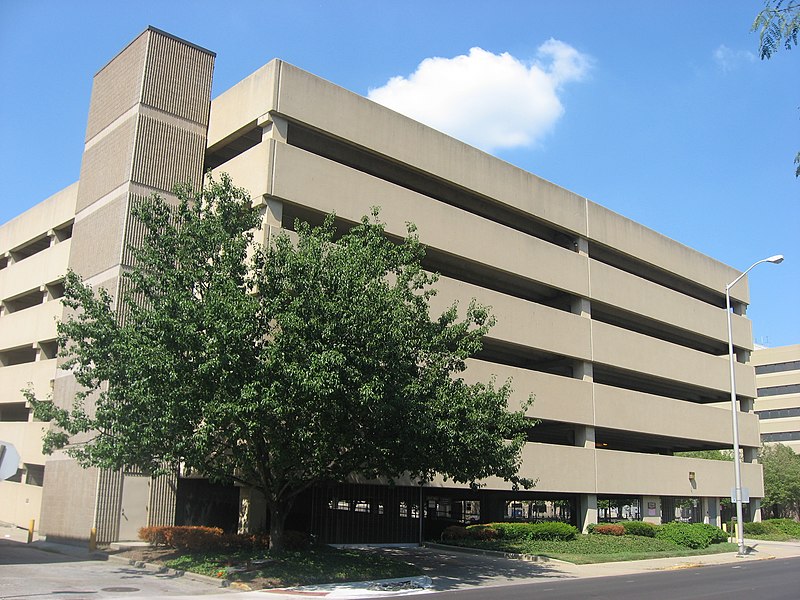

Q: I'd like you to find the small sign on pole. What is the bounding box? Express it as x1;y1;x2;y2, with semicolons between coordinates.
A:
730;487;750;503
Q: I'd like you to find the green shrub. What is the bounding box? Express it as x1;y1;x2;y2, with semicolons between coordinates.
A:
655;522;726;549
281;530;313;551
743;521;776;536
593;524;625;536
138;525;279;552
620;521;658;537
695;523;728;544
763;519;800;538
441;525;469;541
465;524;499;541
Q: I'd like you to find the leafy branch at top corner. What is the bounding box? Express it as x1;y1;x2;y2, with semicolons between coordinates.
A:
752;0;799;59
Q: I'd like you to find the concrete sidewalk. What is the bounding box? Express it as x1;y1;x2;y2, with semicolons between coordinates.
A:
5;522;800;600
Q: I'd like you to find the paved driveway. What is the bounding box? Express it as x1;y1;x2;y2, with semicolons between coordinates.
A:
0;539;234;599
360;545;579;591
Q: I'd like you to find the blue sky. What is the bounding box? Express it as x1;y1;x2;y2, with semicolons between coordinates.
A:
1;0;797;346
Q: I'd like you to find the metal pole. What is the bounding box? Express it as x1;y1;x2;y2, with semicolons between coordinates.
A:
724;255;783;557
726;285;746;557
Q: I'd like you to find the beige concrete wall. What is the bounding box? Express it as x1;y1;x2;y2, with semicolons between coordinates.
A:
268;142;591;297
596;450;763;497
752;344;800;367
591;321;756;397
462;358;594;424
430;276;593;362
427;443;597;494
0;422;48;464
207;61;278;149
0;359;56;403
0;302;62;351
0;184;77;255
593;384;761;447
589;259;751;350
0;481;42;527
0;241;71;300
586;202;747;305
274;62;589;236
39;457;98;541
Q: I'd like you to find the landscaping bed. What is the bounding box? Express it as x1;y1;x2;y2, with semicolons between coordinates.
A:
735;518;800;542
110;545;422;589
437;521;738;564
440;535;738;564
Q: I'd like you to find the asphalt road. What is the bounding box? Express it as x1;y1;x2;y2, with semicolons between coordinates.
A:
425;556;800;600
0;539;234;599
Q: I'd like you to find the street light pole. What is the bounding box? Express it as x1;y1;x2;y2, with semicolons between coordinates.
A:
725;254;783;557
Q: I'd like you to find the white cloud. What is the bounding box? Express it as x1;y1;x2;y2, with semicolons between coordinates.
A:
713;44;755;72
367;40;592;153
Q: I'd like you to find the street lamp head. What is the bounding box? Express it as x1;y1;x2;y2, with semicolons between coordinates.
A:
766;254;784;264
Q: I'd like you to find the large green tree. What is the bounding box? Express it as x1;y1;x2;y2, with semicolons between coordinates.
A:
28;175;532;551
760;443;800;518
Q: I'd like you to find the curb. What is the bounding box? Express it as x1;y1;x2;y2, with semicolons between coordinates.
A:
104;553;235;589
423;542;571;565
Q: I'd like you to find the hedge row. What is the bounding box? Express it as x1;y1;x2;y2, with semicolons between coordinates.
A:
588;521;727;548
138;526;311;552
587;521;657;537
442;521;579;542
655;523;728;549
741;518;800;538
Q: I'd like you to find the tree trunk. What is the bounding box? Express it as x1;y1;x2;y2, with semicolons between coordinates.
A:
268;500;290;552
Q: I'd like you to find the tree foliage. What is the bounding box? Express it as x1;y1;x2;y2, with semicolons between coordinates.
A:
760;443;800;519
27;175;533;551
752;0;800;59
674;449;733;461
752;0;800;177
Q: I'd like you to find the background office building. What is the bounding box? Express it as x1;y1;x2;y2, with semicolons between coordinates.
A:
0;28;765;543
753;344;800;453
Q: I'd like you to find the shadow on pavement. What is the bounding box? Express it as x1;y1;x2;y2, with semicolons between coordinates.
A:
0;538;105;565
364;546;575;591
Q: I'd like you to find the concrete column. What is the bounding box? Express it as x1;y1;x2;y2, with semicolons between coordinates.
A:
238;487;268;534
258;113;288;143
740;398;754;413
578;494;597;532
575;425;595;449
642;496;661;524
571;297;591;319
703;497;721;527
743;446;758;463
48;229;57;248
751;498;762;522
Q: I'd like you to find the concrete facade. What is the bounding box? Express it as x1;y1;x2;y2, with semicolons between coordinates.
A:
753;344;800;454
0;28;764;541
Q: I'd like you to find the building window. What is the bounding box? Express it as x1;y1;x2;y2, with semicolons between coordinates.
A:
426;497;451;519
328;499;351;511
757;384;800;397
755;360;800;375
399;501;419;519
762;431;800;442
756;407;800;420
25;464;45;487
598;496;642;522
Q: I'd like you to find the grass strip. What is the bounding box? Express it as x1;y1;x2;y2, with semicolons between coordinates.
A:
442;535;739;565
